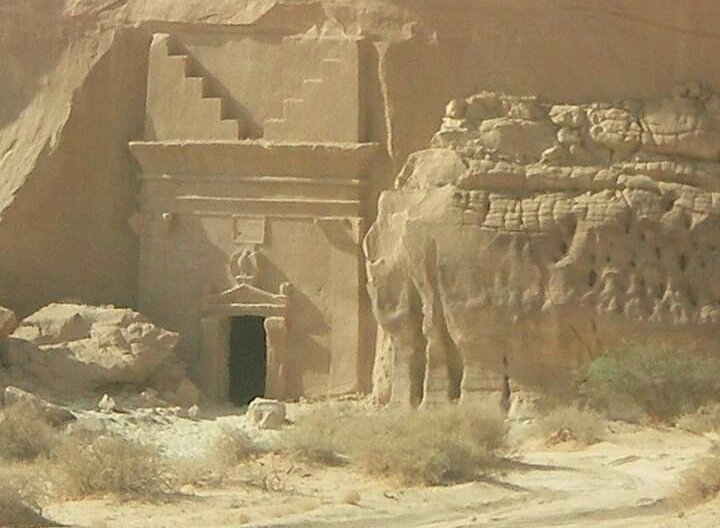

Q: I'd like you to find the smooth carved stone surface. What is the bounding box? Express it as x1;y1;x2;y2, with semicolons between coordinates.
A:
365;84;720;408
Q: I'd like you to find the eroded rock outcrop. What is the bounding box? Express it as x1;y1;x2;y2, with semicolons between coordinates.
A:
0;303;198;405
3;386;76;427
365;83;720;408
0;306;17;339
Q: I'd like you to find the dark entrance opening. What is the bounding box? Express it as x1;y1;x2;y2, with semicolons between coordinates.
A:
229;315;267;406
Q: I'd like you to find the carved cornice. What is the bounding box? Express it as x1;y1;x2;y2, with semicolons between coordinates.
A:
129;140;379;178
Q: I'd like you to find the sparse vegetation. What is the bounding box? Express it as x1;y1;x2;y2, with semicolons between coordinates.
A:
0;463;51;527
280;405;352;466
50;433;173;500
210;426;263;467
281;403;507;485
537;406;606;445
0;404;59;462
342;489;361;505
672;449;720;508
581;342;720;423
0;482;52;527
677;404;720;434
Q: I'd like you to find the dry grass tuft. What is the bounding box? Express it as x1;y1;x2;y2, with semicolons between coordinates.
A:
209;426;263;467
0;405;59;462
341;489;361;505
672;450;720;508
538;406;606;445
280;405;352;466
50;433;174;500
0;464;52;528
282;403;507;486
677;404;720;434
0;482;52;527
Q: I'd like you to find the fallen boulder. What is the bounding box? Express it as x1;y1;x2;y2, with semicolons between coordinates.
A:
247;398;286;429
1;303;192;400
3;386;76;427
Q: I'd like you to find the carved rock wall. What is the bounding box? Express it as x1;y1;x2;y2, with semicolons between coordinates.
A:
3;0;720;396
366;86;720;407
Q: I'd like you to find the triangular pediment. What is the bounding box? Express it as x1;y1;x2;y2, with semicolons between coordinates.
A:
207;283;287;308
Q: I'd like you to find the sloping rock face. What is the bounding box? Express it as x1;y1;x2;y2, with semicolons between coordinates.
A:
4;0;720;320
0;304;193;401
365;83;720;408
0;306;17;339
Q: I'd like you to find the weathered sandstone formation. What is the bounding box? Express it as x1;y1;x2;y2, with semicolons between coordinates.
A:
0;304;198;406
4;0;720;404
366;83;720;408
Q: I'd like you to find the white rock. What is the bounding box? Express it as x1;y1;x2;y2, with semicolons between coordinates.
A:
98;393;117;413
247;398;286;429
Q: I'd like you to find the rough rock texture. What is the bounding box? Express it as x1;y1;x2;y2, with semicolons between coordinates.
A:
0;304;194;402
4;0;720;320
0;306;17;339
3;386;76;427
4;1;720;403
365;84;720;408
247;397;287;429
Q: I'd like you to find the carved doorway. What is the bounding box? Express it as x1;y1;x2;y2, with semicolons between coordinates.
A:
229;315;267;406
202;249;292;403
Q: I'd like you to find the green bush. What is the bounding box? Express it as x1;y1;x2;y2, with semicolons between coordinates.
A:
581;342;720;423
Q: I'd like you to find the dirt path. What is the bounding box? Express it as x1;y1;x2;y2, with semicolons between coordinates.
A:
46;422;718;528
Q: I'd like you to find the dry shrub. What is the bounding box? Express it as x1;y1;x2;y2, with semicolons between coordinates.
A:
238;455;292;492
0;462;51;527
282;403;507;486
341;489;361;505
582;342;720;423
0;405;59;461
672;450;720;508
280;406;351;466
0;482;52;527
209;426;263;467
677;404;720;434
50;433;173;500
538;406;605;445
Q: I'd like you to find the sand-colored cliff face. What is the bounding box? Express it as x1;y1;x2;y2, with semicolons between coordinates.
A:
366;85;720;407
0;2;146;315
3;0;720;318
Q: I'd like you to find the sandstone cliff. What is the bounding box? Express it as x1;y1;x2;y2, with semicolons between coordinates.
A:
366;85;720;407
3;0;720;321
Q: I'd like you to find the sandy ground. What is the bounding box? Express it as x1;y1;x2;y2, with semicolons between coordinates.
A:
41;405;720;528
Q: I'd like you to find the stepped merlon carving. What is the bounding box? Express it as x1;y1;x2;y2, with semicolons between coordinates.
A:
264;57;357;143
145;33;245;141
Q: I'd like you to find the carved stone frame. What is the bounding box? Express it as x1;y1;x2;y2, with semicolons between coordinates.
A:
201;281;291;402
